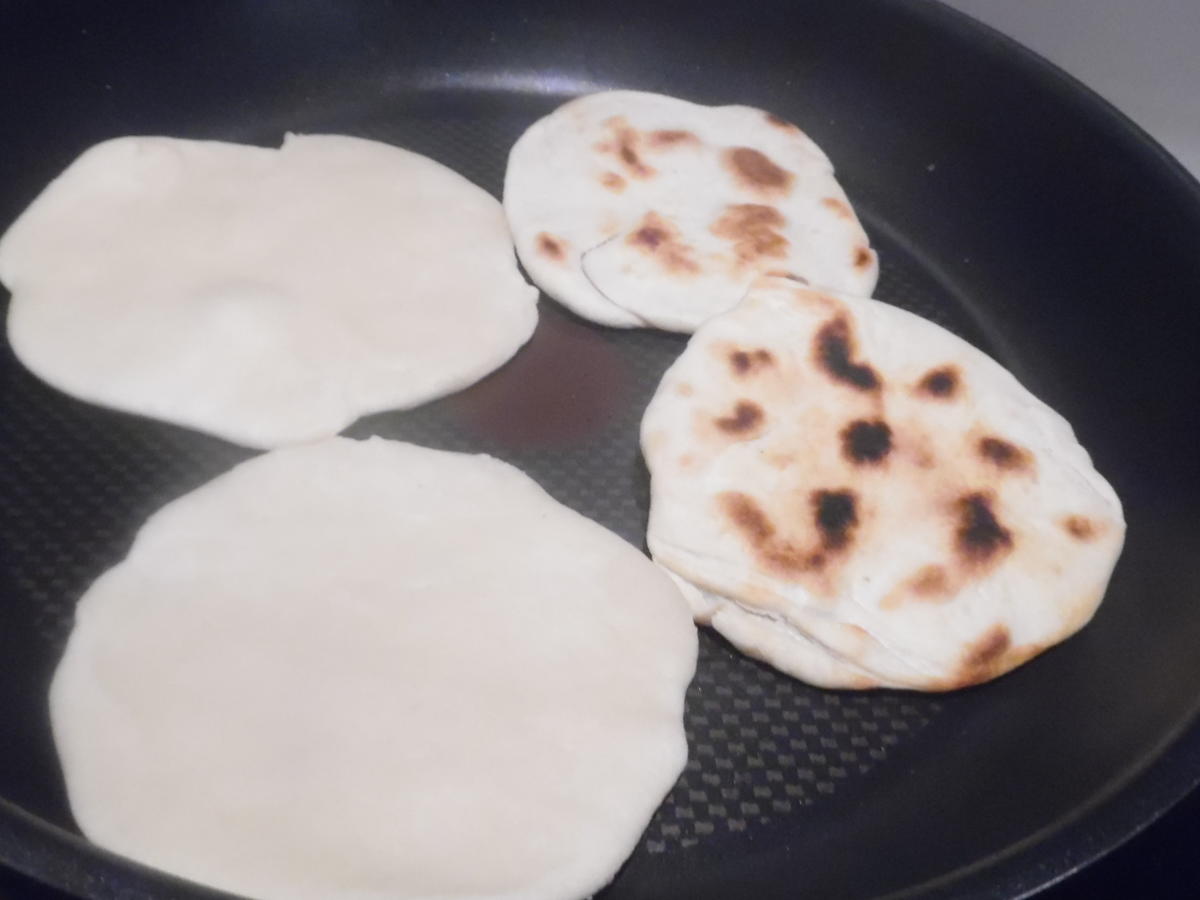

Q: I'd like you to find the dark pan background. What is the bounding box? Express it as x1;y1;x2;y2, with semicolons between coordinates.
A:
3;787;1199;898
2;2;1200;899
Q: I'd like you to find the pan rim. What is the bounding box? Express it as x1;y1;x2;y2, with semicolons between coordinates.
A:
884;2;1200;896
3;1;1199;897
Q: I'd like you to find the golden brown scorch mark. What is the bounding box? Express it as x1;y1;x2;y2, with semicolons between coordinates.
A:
714;400;765;435
618;138;651;176
626;212;699;275
536;232;567;262
1063;515;1098;541
718;489;860;581
599;117;657;179
765;112;800;131
721;492;776;545
952;624;1016;688
711;203;789;264
648;129;699;148
968;625;1011;667
821;197;854;220
724;147;794;194
599;171;626;192
914;448;937;469
881;564;953;610
910;565;950;597
853;246;874;270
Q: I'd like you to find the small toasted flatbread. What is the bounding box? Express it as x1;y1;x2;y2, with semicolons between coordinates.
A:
504;90;877;331
642;276;1125;690
0;135;538;448
51;437;697;900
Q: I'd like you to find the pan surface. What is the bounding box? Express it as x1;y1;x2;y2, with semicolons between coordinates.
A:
2;1;1199;898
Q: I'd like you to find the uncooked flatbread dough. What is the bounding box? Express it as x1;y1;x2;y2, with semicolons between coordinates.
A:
50;437;697;900
641;276;1125;690
0;135;538;448
504;90;877;331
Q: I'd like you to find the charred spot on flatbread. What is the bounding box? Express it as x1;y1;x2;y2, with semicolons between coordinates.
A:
814;316;881;391
728;347;775;376
916;366;960;399
978;436;1033;472
853;246;874;271
714;400;765;435
955;492;1013;568
812;489;858;551
841;419;892;465
910;565;951;597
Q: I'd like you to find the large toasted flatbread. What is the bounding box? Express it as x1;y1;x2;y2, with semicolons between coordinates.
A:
642;277;1125;690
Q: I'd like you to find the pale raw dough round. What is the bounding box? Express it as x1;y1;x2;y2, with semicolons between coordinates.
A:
50;437;697;900
504;90;877;331
0;135;538;448
641;276;1125;691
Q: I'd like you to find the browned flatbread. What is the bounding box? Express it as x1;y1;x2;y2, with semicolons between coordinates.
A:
505;90;877;331
642;276;1126;690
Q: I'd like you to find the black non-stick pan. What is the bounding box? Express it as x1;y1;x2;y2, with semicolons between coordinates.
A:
3;1;1200;898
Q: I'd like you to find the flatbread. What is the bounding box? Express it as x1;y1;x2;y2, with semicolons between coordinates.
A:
665;572;881;690
641;276;1125;690
0;135;538;448
50;437;697;900
504;90;877;331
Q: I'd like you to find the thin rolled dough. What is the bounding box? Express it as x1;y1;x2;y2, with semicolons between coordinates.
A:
0;135;538;448
50;437;697;900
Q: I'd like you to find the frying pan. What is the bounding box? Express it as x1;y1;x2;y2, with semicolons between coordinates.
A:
3;1;1199;898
